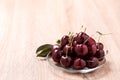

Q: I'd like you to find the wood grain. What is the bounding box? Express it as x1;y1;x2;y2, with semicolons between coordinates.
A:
0;0;120;80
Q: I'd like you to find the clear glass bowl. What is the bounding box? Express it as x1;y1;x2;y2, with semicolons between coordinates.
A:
47;53;106;74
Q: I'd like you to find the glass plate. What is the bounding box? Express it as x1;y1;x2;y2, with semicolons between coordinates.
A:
47;53;106;74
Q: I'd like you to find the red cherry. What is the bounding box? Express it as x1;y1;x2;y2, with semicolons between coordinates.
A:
52;50;63;63
73;58;86;70
61;35;69;47
96;42;104;50
63;45;73;55
87;57;99;68
60;56;72;67
86;37;96;46
80;32;89;43
88;44;97;56
75;44;88;57
52;44;61;53
95;49;105;61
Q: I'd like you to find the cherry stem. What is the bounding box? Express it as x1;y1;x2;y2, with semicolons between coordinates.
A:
86;60;94;62
106;50;109;55
80;25;86;33
84;27;87;33
98;35;102;42
103;33;112;35
83;31;97;44
96;31;112;36
98;50;109;60
83;37;90;44
66;46;68;57
68;32;73;46
96;31;112;42
91;32;97;37
66;32;74;56
98;56;104;60
96;31;103;35
80;25;83;32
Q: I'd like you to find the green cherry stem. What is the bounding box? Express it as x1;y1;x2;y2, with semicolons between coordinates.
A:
98;35;102;42
106;50;109;55
84;27;87;33
96;31;112;36
96;31;112;42
68;32;73;46
79;25;84;32
83;37;90;44
103;33;112;35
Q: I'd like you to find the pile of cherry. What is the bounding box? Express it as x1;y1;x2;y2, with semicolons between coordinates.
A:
51;32;105;70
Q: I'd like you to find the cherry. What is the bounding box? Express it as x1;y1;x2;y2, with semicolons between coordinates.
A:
61;35;69;47
52;44;61;53
95;49;105;61
80;32;89;43
72;41;77;47
74;44;88;57
83;54;92;60
86;37;96;46
73;58;86;70
87;57;99;68
73;33;79;42
88;44;97;56
73;32;89;44
52;50;63;63
73;33;82;44
60;56;72;67
96;42;104;50
63;45;73;55
52;44;61;49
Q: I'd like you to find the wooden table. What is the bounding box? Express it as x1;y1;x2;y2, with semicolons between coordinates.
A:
0;0;120;80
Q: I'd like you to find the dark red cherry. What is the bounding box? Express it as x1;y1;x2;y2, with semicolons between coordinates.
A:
83;54;92;60
80;32;89;42
52;50;63;63
74;32;89;44
61;35;69;47
60;56;72;67
75;44;88;57
73;33;82;44
73;32;89;44
96;42;104;50
73;58;86;70
87;57;99;68
63;45;73;55
72;41;77;47
52;44;61;49
52;44;61;53
73;33;79;41
88;44;97;56
95;49;105;61
86;37;96;46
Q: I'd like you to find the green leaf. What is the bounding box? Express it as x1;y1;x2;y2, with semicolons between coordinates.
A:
37;48;51;57
56;39;61;44
36;44;52;57
36;44;52;53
